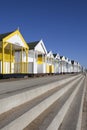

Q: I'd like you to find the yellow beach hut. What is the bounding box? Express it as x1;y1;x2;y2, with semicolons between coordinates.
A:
0;29;29;77
46;51;54;74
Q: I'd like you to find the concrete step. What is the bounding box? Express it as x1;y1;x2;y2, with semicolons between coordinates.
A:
46;77;84;130
24;76;84;130
0;74;81;114
0;75;83;130
58;78;85;130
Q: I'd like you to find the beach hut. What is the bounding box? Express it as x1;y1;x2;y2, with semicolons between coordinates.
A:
67;59;72;73
0;29;29;75
27;40;47;74
46;51;54;74
71;60;78;73
60;56;66;73
60;56;70;74
77;62;82;72
65;57;68;73
53;53;60;74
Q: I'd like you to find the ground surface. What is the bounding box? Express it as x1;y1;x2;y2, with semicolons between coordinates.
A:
82;76;87;130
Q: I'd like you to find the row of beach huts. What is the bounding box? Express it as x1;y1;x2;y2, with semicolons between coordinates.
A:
0;29;82;78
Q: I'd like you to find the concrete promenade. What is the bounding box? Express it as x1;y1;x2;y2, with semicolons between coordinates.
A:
0;73;86;130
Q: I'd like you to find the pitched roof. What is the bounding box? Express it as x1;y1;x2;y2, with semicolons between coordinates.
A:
0;31;13;41
71;60;74;64
27;41;39;50
60;56;63;59
53;53;57;57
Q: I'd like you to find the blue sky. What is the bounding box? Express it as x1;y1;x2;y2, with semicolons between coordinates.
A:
0;0;87;68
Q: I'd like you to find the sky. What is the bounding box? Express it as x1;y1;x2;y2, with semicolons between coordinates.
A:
0;0;87;68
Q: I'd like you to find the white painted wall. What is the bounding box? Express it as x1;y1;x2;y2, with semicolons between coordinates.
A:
22;52;26;62
14;63;20;73
37;63;46;73
28;51;34;62
15;51;27;63
6;34;25;47
0;61;14;74
28;62;33;73
58;62;61;74
5;62;10;73
68;64;71;73
71;64;74;73
54;62;59;73
27;51;37;74
15;52;21;62
11;63;14;73
37;64;43;73
1;62;14;74
33;61;37;74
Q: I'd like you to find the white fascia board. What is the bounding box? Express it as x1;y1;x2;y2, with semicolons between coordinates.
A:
39;40;47;54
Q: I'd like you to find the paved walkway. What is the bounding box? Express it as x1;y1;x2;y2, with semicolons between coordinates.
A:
0;74;77;96
82;75;87;130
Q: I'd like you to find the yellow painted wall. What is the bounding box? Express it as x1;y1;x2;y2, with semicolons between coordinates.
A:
37;57;43;64
0;53;2;60
46;64;54;73
0;48;14;62
51;65;54;73
37;56;45;64
0;48;15;74
46;64;50;73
